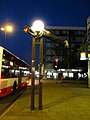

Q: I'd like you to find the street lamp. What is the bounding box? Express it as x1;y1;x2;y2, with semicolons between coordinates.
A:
32;20;44;110
23;20;44;110
31;20;44;31
23;20;71;110
1;25;13;46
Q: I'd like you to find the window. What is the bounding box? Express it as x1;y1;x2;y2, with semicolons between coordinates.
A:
62;31;69;35
54;30;59;35
75;37;84;42
1;50;30;78
46;43;51;48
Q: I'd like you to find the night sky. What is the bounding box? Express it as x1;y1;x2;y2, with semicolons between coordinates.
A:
0;0;90;66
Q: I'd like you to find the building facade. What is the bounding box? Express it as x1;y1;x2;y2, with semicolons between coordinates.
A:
43;26;87;79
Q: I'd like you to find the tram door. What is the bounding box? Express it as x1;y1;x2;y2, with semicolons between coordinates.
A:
18;70;22;88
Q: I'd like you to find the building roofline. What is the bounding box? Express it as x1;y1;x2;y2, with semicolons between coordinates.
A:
45;26;86;31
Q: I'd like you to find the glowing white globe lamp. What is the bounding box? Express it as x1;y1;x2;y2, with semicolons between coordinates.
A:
31;20;44;31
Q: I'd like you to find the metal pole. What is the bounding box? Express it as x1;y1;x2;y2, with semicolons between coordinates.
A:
31;37;35;110
88;60;90;87
87;41;90;87
39;37;43;110
4;30;6;47
87;16;90;88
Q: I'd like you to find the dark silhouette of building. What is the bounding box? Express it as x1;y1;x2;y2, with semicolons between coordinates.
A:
43;26;87;71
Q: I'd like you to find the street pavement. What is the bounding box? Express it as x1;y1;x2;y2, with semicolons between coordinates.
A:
0;79;90;120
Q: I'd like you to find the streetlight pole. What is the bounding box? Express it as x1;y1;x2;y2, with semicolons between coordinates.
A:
31;36;35;110
39;37;43;110
23;20;70;110
1;25;13;47
23;19;70;111
23;20;44;110
87;16;90;88
1;28;6;46
4;30;6;47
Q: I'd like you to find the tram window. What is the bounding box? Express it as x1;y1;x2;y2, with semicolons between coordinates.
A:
1;68;10;78
1;49;30;78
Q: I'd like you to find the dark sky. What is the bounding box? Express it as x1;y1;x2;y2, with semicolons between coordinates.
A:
0;0;90;65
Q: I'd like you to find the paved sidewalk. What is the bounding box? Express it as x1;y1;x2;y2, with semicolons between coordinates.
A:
0;80;90;120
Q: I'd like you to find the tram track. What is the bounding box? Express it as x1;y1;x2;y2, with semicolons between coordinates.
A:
0;87;26;116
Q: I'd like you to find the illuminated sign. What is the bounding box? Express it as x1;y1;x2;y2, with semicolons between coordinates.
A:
80;52;90;60
88;53;90;60
80;52;87;60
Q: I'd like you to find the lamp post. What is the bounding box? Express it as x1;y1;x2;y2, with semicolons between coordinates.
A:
31;20;44;110
23;20;44;110
23;19;71;110
30;36;36;110
87;16;90;88
39;37;43;110
1;25;13;46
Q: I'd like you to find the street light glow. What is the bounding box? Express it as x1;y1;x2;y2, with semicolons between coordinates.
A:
6;25;13;32
31;20;44;31
1;25;13;32
1;28;5;31
1;25;14;43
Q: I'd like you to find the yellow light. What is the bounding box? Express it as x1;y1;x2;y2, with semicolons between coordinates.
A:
88;54;90;60
1;28;5;31
80;52;87;60
64;40;69;48
88;54;90;57
1;25;13;33
6;25;13;32
10;61;13;66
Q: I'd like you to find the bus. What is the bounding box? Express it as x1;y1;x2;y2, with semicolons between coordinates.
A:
0;46;31;97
